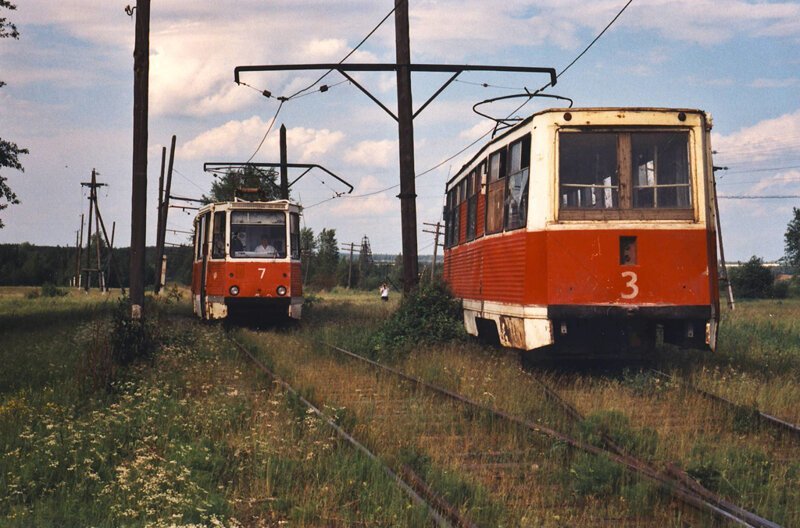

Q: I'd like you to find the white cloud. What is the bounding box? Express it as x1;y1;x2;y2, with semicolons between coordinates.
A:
749;78;800;89
329;175;394;217
713;109;800;165
179;119;344;162
344;139;396;167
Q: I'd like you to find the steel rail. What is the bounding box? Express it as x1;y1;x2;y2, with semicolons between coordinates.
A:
652;369;800;440
227;336;457;528
521;369;781;528
323;343;780;528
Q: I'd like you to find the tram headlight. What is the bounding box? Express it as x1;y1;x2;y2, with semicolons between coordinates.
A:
229;285;240;296
276;285;287;296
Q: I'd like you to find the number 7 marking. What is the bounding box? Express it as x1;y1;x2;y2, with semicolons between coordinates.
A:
258;267;266;279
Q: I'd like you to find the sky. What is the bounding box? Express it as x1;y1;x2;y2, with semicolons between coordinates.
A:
1;0;799;260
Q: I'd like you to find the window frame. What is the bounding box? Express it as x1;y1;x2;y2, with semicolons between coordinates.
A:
504;134;531;231
485;147;507;235
557;128;696;221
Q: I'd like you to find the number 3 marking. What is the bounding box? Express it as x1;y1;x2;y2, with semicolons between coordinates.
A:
258;267;266;279
621;271;639;299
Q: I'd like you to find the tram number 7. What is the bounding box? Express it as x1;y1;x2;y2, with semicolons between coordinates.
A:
621;271;639;299
258;268;266;279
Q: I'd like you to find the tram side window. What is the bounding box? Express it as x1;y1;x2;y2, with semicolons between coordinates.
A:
452;186;461;246
211;211;226;259
290;213;300;259
194;213;208;261
230;211;287;258
466;169;478;241
486;149;506;234
505;135;531;230
631;132;691;209
559;133;618;210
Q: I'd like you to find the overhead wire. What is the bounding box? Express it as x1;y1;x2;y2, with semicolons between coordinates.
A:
306;0;635;210
284;0;404;101
245;99;284;164
238;2;402;166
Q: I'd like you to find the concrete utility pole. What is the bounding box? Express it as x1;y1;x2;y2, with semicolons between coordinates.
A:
130;0;150;319
422;221;442;281
394;0;419;293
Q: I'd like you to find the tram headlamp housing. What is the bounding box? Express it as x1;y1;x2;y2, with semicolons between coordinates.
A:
276;285;287;296
229;285;240;296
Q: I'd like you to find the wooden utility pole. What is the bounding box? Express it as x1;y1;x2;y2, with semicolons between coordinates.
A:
280;124;289;199
75;214;84;288
394;0;419;293
341;242;357;289
82;169;108;292
154;135;176;295
422;221;442;281
130;0;150;318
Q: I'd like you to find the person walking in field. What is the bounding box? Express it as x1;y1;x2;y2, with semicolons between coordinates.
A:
380;283;389;302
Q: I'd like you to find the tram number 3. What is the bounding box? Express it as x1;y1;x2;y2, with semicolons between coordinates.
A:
258;268;266;279
621;271;639;299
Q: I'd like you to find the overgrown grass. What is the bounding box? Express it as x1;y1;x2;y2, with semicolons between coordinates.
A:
1;288;431;526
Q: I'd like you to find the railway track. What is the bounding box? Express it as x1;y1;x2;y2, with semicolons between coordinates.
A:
649;369;800;440
326;343;782;528
227;335;464;528
232;330;783;527
519;367;784;528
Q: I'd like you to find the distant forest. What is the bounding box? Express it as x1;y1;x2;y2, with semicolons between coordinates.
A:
0;243;194;287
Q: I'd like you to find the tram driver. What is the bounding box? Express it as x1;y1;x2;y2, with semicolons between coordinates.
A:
254;235;277;257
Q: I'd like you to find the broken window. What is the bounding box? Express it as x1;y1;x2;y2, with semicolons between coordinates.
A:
558;130;693;219
559;132;618;210
466;168;478;240
505;135;531;230
632;132;691;209
211;211;226;259
486;148;506;234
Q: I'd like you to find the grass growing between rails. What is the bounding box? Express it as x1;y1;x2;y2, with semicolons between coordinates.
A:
295;289;800;525
244;289;686;526
1;289;428;526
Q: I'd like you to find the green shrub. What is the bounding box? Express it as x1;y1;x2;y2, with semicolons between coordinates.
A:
569;452;623;497
578;411;659;461
370;281;465;357
729;256;774;298
110;297;155;366
40;282;68;297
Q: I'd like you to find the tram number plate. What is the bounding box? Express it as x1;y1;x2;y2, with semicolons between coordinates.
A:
621;271;639;299
258;267;266;279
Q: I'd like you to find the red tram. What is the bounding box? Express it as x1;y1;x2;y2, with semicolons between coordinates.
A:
192;200;303;321
443;108;720;353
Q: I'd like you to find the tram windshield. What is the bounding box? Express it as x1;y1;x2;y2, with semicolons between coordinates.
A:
230;210;287;258
559;130;692;215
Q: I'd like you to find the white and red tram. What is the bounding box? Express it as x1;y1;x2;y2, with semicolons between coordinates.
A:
443;107;721;352
192;200;303;321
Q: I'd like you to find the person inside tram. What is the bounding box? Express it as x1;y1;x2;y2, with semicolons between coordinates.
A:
254;235;277;257
231;231;244;254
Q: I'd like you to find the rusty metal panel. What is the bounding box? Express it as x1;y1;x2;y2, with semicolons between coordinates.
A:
546;229;712;306
291;262;302;296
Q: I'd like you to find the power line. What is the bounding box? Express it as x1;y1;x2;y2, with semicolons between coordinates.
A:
172;167;207;193
556;0;633;82
246;99;284;163
454;79;523;91
285;1;403;101
307;0;634;210
719;195;800;199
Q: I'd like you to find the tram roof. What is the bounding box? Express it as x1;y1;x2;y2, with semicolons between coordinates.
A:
447;107;707;188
